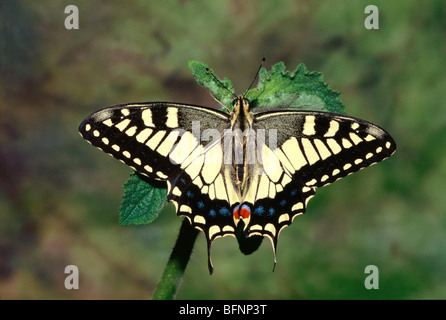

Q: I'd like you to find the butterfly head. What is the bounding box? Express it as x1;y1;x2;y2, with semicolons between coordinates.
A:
232;96;250;115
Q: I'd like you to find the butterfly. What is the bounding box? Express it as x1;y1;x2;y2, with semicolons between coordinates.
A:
79;78;396;274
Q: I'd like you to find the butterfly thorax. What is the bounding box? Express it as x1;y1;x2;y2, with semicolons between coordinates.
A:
231;96;253;129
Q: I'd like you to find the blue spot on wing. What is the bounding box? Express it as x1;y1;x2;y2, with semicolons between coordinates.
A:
197;201;205;209
268;207;275;216
253;206;265;216
209;209;216;217
219;207;231;216
186;191;194;198
280;199;286;207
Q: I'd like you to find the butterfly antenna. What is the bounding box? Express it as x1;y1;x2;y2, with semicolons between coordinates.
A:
244;57;265;96
206;67;237;99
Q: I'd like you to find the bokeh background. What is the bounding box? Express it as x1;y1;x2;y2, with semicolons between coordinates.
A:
1;0;445;299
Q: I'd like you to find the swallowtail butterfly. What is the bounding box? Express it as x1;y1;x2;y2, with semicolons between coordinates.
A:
79;76;396;274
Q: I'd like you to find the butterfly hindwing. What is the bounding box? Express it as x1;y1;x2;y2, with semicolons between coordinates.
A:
240;110;396;258
168;167;239;273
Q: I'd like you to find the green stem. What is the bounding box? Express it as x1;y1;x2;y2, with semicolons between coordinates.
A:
152;219;198;300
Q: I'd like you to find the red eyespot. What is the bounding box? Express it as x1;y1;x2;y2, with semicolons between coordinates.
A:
234;204;251;220
240;204;251;219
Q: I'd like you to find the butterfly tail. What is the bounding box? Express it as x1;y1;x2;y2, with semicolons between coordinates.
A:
207;239;214;275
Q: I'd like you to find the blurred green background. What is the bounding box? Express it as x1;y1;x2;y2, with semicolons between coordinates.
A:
1;0;445;299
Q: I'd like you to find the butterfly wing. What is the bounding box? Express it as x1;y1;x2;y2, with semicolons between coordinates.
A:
79;102;241;272
240;110;396;265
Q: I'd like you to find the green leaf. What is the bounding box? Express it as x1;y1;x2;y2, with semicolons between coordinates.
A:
245;62;345;113
119;173;168;225
188;60;235;111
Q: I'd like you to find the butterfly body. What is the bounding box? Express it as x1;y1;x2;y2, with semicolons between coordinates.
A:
79;95;396;274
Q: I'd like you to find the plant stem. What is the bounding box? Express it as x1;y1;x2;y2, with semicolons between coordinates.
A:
152;219;198;300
